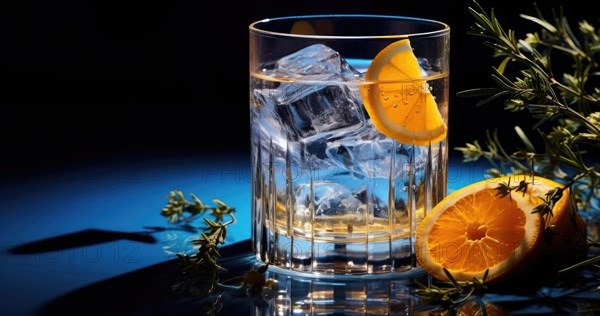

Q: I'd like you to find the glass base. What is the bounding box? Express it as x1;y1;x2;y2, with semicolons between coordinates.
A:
254;225;419;276
252;258;427;316
259;257;426;281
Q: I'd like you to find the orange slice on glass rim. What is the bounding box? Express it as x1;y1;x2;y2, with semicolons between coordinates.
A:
360;39;446;146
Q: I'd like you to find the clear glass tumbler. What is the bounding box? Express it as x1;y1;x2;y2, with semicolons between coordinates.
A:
249;15;450;275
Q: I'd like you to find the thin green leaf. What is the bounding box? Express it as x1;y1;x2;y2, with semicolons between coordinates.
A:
532;112;559;130
491;74;517;91
497;56;512;74
443;268;460;289
515;126;536;152
476;90;513;106
213;199;228;208
414;280;429;290
456;88;500;98
559;255;600;274
562;16;583;50
520;14;558;33
480;41;514;55
204;218;219;227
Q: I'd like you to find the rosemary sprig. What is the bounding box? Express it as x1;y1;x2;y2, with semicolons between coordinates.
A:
162;190;211;223
456;0;600;273
161;191;276;311
493;174;569;219
495;175;578;249
493;175;531;199
415;268;488;306
417;1;600;305
457;0;600;179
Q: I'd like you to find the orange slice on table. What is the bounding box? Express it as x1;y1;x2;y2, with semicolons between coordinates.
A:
415;175;580;283
360;39;446;146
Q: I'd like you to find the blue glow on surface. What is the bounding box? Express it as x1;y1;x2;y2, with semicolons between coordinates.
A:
1;154;253;315
0;153;486;315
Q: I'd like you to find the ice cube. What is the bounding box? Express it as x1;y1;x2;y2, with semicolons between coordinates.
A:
352;187;388;218
251;86;298;158
273;44;362;81
252;85;338;169
265;44;367;142
326;131;434;179
280;84;366;142
252;44;369;167
294;181;365;218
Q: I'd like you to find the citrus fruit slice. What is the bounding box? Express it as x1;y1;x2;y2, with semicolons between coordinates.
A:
415;175;575;283
360;39;447;146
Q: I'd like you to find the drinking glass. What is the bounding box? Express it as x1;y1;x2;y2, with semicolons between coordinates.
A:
249;15;450;275
254;266;422;315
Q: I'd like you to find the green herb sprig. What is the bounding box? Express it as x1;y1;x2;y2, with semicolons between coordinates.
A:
419;1;599;306
494;176;531;199
493;175;568;218
456;0;600;272
456;0;600;196
161;190;235;224
160;191;277;312
415;268;488;306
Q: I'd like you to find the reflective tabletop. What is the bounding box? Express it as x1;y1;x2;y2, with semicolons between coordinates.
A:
1;153;598;315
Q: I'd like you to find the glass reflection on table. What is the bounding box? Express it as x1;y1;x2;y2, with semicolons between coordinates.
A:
254;264;427;315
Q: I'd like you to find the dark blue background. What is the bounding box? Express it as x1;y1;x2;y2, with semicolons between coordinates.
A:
2;0;594;176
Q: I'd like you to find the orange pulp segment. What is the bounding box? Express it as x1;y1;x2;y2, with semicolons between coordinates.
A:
427;188;528;272
360;39;447;146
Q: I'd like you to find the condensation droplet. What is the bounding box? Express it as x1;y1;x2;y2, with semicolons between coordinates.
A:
393;103;399;108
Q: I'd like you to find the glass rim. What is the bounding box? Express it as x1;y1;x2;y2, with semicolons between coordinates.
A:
249;14;450;40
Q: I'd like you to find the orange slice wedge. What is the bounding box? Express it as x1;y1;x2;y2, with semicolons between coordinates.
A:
415;175;577;283
360;39;447;146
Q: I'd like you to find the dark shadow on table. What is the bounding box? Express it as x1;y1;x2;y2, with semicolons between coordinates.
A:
39;240;258;316
9;228;161;254
9;225;201;255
